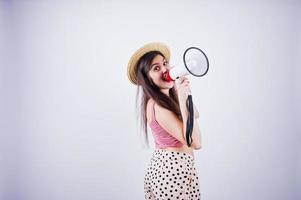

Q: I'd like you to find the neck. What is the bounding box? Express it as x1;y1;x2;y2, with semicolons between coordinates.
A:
160;89;170;97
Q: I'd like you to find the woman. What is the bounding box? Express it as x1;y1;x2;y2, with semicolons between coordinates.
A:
127;42;202;199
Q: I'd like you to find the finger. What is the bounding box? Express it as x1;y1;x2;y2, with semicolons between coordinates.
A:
175;80;182;87
177;77;184;83
182;79;190;85
176;77;183;83
180;76;188;81
186;86;191;93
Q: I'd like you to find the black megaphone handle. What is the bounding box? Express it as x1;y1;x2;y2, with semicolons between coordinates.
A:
186;95;194;147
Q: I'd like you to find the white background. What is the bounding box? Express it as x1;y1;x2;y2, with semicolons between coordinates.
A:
1;0;300;200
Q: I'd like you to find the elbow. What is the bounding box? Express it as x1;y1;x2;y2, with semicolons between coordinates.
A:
192;143;202;150
194;111;199;119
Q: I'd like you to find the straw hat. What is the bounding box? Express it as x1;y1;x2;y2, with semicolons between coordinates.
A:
127;42;171;85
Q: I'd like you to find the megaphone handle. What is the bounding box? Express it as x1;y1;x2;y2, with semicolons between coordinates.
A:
186;95;194;147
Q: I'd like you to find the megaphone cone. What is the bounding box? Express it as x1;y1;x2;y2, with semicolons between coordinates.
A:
162;47;209;81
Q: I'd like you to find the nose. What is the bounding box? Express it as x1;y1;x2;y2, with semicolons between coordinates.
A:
162;64;170;73
162;66;168;74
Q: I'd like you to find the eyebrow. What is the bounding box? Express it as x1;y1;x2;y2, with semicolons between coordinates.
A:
150;58;166;68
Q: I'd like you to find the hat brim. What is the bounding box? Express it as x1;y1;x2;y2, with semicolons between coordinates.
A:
127;42;171;85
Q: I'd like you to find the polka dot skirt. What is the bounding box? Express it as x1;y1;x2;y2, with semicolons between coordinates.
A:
144;149;201;200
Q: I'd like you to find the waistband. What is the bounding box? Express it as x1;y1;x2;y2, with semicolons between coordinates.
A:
152;148;195;163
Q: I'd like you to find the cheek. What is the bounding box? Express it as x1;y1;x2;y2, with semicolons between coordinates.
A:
150;72;161;82
154;75;164;85
155;72;163;79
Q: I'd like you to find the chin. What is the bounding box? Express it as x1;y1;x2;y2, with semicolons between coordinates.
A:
161;81;174;88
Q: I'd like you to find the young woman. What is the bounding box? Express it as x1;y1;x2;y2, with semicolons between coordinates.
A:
127;42;202;199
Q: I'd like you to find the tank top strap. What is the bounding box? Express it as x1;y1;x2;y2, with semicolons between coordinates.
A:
152;101;156;121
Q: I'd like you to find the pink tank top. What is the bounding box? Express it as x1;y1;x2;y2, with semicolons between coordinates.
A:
149;102;184;148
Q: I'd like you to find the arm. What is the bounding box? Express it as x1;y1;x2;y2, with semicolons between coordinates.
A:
155;103;202;149
194;103;200;119
179;101;202;149
174;75;202;149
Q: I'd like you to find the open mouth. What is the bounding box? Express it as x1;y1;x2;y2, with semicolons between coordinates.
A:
162;78;173;83
162;71;172;82
162;78;170;82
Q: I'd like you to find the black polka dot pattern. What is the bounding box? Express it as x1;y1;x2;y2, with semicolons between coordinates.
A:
144;149;201;200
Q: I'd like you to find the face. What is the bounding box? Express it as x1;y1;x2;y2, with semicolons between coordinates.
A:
148;54;174;90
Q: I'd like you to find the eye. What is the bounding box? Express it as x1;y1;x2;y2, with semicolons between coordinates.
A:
163;61;168;66
154;66;160;71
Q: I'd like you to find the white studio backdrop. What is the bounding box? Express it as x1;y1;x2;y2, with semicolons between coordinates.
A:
0;0;300;200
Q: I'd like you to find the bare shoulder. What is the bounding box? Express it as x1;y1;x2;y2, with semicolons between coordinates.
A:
146;99;171;123
154;102;178;121
146;98;155;124
146;98;155;111
154;101;186;144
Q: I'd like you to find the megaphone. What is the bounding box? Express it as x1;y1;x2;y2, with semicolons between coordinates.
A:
162;47;209;148
162;47;209;81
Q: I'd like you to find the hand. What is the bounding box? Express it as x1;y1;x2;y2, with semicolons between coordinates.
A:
175;76;191;104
